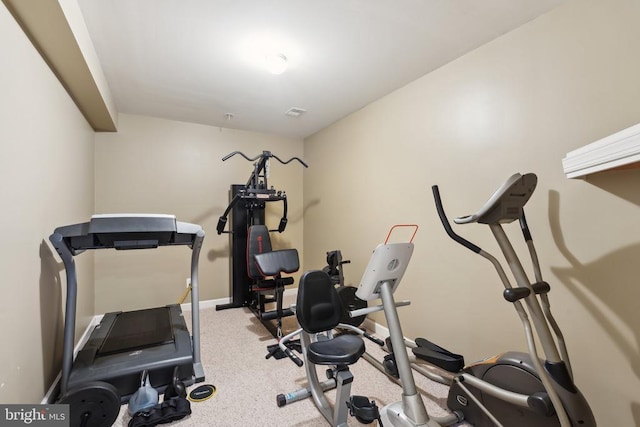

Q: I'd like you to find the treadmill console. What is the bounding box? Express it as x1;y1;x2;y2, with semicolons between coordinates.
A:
53;214;202;253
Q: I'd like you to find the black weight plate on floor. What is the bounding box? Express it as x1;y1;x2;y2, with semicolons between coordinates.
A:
59;381;120;427
337;286;367;326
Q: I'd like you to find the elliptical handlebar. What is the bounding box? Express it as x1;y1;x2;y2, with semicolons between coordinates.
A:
222;150;309;168
431;185;482;254
519;212;533;242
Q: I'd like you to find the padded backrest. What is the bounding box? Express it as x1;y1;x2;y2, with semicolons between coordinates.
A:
247;225;272;279
296;270;342;334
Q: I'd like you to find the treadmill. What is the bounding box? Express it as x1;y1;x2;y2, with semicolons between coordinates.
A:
49;214;205;403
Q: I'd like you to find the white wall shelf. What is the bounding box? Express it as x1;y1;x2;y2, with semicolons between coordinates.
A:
562;122;640;178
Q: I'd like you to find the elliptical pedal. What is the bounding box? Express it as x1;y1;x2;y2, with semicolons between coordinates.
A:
412;337;465;373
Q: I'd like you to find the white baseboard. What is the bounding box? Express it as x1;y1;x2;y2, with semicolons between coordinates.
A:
180;296;230;312
180;288;297;312
363;317;386;338
41;314;104;404
362;317;416;348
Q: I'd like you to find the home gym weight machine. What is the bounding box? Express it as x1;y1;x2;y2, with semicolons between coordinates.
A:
215;151;307;340
49;214;205;427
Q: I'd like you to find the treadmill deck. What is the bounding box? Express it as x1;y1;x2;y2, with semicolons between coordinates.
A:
68;304;197;402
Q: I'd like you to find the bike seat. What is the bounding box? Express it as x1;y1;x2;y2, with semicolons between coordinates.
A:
307;334;365;366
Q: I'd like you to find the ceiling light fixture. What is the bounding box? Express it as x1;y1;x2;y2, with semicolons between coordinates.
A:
265;53;288;75
285;107;306;117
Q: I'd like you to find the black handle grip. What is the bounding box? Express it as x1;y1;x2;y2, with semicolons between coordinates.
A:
363;332;385;347
222;151;257;162
277;197;288;233
216;217;227;235
503;287;531;302
285;348;303;367
531;281;551;295
431;185;481;254
519;211;533;242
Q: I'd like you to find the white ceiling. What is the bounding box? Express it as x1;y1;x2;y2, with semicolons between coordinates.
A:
77;0;565;139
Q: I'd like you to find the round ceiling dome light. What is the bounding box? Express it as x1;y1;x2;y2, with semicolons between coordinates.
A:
265;53;288;75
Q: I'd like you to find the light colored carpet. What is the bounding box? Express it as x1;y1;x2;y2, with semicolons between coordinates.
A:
111;301;470;427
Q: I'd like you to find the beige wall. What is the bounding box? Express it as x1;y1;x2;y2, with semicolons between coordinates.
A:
0;3;95;403
304;0;640;425
4;0;639;421
94;113;304;313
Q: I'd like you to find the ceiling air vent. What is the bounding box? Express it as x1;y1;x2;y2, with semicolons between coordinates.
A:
285;107;307;117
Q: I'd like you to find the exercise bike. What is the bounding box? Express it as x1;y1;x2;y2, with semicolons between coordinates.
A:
275;269;385;426
353;225;461;427
417;173;596;427
277;226;462;426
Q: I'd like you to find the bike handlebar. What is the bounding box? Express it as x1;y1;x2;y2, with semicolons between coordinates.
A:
284;347;304;367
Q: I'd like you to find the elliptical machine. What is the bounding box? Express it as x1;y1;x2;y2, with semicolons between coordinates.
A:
353;225;461;427
426;173;596;427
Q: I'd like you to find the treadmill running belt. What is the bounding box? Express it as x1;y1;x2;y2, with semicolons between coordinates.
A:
97;307;175;356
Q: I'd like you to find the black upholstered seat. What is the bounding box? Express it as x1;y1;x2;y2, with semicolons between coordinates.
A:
307;334;365;365
297;270;365;366
248;225;299;281
254;249;299;277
